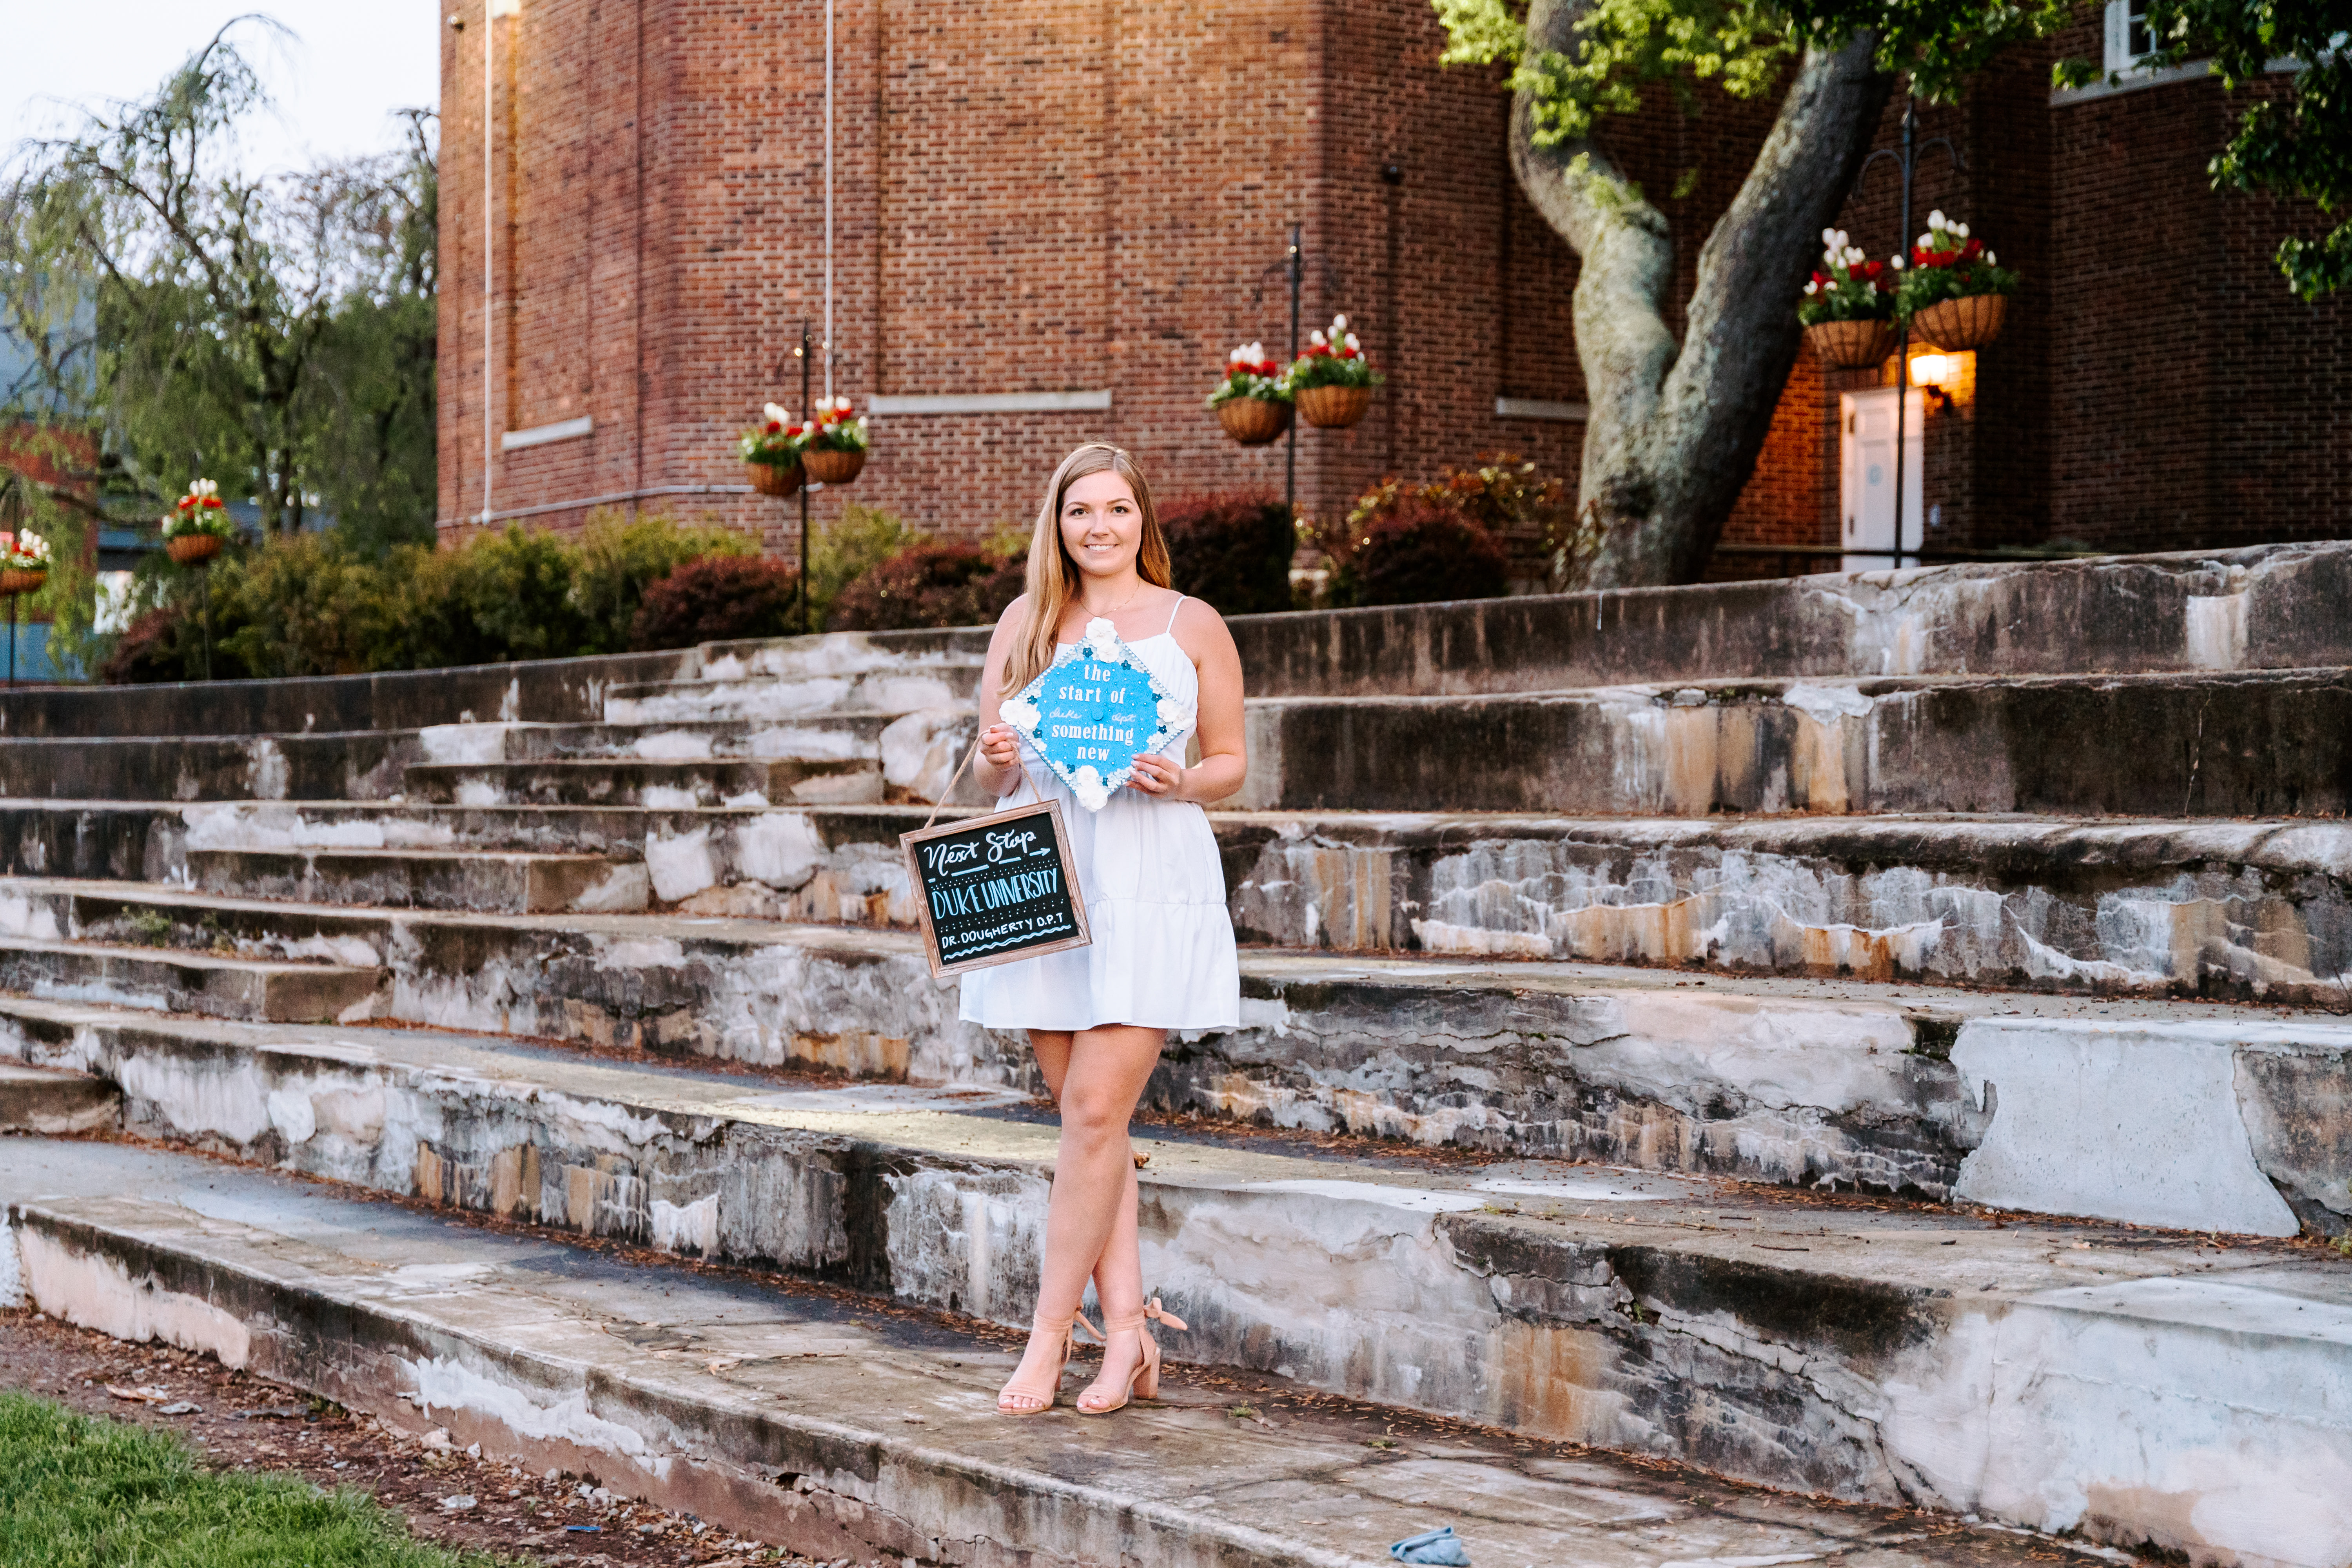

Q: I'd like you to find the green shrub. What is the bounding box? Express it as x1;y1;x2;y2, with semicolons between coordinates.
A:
570;508;754;654
1351;497;1510;607
1160;492;1295;615
379;525;589;669
1327;454;1597;605
631;554;802;649
828;542;1025;631
212;532;403;677
805;503;916;630
95;512;767;682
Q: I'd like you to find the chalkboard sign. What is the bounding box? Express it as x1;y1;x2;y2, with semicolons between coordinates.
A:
900;799;1091;979
998;619;1192;811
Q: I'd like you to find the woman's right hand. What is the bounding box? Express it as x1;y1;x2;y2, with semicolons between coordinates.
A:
978;723;1022;772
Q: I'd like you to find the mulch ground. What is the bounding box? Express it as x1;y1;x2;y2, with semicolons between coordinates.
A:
0;1308;833;1568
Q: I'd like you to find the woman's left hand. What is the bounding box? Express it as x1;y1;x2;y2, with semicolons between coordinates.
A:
1127;753;1183;798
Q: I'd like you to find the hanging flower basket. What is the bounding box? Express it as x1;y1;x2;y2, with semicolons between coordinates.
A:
1805;318;1898;370
163;478;236;563
1909;293;2009;352
1797;229;1900;368
1280;315;1382;428
0;525;51;595
746;460;804;497
1296;384;1372;429
1896;212;2018;352
804;447;866;485
800;396;869;485
1217;396;1291;446
1208;342;1292;446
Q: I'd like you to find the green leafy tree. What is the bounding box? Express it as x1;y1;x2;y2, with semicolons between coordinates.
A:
1432;0;2071;583
3;20;436;545
2058;0;2352;300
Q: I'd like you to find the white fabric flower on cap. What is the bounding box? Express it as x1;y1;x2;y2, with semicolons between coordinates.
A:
1082;618;1121;659
1071;766;1110;812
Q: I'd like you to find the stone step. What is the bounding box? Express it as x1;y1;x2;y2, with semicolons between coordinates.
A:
1234;668;2352;816
0;731;417;802
495;714;895;760
604;663;982;727
1233;538;2352;696
0;936;381;1023
633;805;2352;1006
0;927;2340;1234
0;648;696;740
0;1062;118;1133
403;757;884;809
3;1025;2344;1565
181;848;650;914
4;1141;2129;1568
20;799;2350;1005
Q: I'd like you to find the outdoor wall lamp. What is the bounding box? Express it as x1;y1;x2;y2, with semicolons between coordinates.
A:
1910;352;1962;409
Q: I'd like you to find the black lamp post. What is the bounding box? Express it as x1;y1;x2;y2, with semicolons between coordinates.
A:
1855;95;1964;571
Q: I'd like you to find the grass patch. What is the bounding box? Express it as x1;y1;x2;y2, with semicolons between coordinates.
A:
0;1390;510;1568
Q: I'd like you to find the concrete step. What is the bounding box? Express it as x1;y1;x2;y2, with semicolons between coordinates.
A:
3;1140;2134;1568
1234;668;2352;816
0;648;696;740
0;1062;118;1132
629;804;2352;1006
604;664;982;726
1217;811;2352;1006
0;936;381;1022
182;848;650;914
403;757;884;809
30;795;2345;1004
0;929;2341;1235
0;731;417;802
3;1030;2345;1565
1234;538;2352;696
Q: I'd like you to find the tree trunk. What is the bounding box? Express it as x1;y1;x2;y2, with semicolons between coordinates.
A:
1510;0;1896;585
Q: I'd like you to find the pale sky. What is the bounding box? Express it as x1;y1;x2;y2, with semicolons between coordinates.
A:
1;3;440;174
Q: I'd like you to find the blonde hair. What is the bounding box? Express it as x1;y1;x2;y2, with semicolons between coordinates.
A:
1000;444;1171;696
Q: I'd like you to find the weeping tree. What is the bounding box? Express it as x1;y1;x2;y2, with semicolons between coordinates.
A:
2;20;436;545
1434;0;2343;584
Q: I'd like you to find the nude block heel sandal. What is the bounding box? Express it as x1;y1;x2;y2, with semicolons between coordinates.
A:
1075;1296;1187;1416
998;1308;1100;1416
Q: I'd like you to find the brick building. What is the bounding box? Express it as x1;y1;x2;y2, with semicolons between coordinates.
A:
436;0;2349;575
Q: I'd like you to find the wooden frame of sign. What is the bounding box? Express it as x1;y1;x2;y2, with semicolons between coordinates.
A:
900;797;1092;980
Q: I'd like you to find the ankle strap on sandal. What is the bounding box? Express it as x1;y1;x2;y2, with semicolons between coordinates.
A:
1034;1307;1104;1341
1103;1296;1188;1334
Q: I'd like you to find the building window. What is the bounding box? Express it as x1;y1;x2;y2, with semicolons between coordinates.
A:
2105;0;2158;73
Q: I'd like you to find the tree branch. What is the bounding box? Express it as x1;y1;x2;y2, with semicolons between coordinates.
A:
1504;5;1893;584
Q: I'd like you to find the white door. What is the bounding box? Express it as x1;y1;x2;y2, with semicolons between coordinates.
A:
1840;387;1926;572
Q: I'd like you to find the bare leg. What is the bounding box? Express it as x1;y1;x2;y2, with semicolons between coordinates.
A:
1027;1030;1141;1313
997;1025;1162;1414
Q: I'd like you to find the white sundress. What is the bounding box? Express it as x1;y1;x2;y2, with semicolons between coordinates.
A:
957;597;1242;1033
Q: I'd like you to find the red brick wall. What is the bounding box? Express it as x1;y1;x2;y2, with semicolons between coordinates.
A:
438;1;2347;577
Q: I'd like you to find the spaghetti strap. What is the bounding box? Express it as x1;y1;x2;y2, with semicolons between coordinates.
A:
1163;594;1186;635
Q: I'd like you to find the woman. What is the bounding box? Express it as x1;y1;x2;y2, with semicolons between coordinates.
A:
963;443;1246;1416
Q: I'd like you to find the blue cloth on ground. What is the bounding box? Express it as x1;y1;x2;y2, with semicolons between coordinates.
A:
1389;1525;1470;1565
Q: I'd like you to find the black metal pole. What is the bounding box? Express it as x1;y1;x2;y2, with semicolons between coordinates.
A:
7;593;15;688
199;560;213;682
799;318;813;636
1283;223;1302;525
1891;97;1915;573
